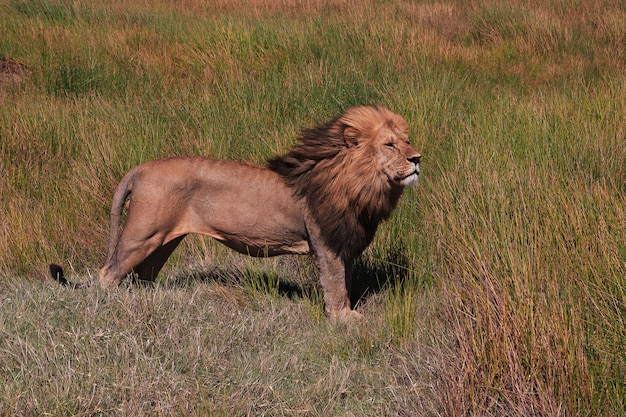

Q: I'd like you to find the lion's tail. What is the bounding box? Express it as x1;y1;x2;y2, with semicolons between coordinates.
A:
49;169;137;289
49;264;96;289
105;169;136;263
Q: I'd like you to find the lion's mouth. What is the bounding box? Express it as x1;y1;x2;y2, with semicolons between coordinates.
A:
399;168;419;186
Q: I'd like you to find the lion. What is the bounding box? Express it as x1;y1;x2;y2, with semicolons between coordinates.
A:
50;105;421;320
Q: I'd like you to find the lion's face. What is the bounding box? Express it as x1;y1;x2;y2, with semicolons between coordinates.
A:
370;122;421;187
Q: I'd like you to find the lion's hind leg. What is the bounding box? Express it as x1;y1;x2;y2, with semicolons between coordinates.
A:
99;234;186;287
133;235;186;283
99;232;166;287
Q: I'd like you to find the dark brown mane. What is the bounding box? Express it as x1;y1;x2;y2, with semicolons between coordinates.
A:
267;106;405;259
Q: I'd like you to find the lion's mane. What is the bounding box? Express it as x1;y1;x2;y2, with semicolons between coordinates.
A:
267;106;406;259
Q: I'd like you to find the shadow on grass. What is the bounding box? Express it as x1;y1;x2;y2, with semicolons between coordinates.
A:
161;243;411;310
164;264;312;301
351;243;411;308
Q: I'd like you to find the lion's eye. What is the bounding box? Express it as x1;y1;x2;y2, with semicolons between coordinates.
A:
385;143;395;148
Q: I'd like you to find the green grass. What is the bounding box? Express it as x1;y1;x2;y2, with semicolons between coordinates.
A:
1;0;625;415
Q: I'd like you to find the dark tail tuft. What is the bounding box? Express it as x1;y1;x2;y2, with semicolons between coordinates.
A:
49;264;95;289
49;264;71;286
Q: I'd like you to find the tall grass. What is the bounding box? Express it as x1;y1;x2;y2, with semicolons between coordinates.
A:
1;0;625;415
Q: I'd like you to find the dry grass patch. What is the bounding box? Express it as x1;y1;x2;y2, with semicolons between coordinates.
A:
0;276;441;416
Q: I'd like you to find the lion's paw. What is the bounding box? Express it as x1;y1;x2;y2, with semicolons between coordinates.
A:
330;308;364;323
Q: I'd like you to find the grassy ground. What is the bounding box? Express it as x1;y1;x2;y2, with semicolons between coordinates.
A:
1;0;625;415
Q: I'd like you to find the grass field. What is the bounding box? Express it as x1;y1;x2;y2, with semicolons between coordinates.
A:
1;0;625;415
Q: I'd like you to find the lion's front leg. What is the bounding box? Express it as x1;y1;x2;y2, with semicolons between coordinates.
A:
315;252;363;321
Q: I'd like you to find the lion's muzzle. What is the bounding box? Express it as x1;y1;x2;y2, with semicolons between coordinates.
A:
400;154;421;186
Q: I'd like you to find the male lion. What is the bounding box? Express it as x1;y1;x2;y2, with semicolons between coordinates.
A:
50;105;421;320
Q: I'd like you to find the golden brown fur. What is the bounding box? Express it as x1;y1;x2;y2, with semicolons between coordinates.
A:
268;105;420;260
50;105;421;320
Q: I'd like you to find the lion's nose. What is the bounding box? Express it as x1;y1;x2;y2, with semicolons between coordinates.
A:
408;154;421;165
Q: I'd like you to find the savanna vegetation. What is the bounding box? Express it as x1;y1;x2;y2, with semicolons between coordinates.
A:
1;0;625;415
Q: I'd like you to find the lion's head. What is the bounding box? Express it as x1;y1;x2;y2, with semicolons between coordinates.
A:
268;105;421;259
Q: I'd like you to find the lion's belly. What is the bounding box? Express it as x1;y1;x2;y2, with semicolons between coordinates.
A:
180;183;309;256
213;232;310;257
187;219;310;257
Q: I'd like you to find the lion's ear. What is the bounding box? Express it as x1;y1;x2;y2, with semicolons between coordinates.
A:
344;126;360;147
